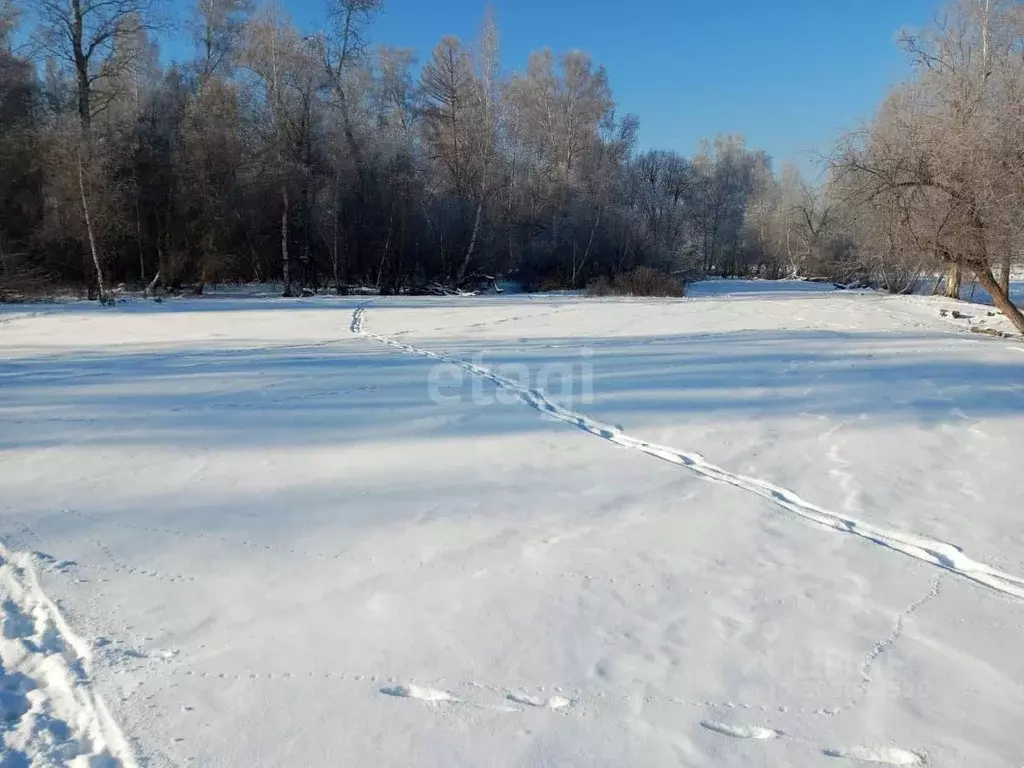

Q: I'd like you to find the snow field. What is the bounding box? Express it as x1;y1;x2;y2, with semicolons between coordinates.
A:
1;280;1023;766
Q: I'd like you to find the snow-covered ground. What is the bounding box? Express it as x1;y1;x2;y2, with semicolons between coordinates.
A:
1;280;1022;767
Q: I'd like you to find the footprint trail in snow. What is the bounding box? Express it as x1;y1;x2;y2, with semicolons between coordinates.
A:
352;302;1024;599
700;720;778;740
0;545;138;767
506;692;571;709
823;746;923;765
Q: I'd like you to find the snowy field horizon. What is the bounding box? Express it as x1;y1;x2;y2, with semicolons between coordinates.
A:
2;280;1023;767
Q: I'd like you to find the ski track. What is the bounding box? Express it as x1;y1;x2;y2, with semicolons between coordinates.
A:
0;543;138;767
351;302;1024;600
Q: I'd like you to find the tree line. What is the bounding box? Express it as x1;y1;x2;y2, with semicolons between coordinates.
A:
0;0;848;300
0;0;1021;331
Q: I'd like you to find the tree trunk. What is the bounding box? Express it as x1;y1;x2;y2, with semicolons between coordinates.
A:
136;198;145;282
785;227;797;278
941;261;962;299
332;170;342;294
376;209;394;289
77;143;107;303
145;269;162;297
301;242;310;290
574;207;602;287
156;209;170;286
339;93;367;202
281;186;292;297
998;253;1011;297
332;219;341;295
974;263;1024;334
455;198;483;287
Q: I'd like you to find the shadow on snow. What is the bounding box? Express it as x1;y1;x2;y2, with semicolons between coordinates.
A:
2;327;1022;453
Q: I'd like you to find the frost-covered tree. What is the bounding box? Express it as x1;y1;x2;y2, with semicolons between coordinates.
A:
832;0;1024;330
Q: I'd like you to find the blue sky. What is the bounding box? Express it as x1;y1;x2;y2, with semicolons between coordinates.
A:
170;0;943;179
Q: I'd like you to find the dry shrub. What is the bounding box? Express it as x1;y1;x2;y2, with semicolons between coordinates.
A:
0;263;58;302
586;267;684;297
585;275;614;296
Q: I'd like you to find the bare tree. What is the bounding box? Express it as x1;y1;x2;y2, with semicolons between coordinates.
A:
192;0;250;84
320;0;381;194
833;0;1024;331
243;4;307;295
26;0;163;301
452;10;501;287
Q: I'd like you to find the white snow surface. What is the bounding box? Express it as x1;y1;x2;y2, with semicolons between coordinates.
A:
1;279;1023;767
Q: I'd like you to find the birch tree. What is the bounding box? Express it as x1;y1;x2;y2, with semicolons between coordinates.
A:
243;5;303;294
27;0;163;301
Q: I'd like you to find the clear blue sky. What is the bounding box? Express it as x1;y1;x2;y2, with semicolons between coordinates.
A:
172;0;943;179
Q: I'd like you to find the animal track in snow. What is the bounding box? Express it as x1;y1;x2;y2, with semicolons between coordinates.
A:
168;663;579;716
352;302;1024;600
700;720;778;740
0;309;62;328
859;576;941;694
91;538;198;583
161;659;905;738
162;659;925;760
66;508;342;565
66;510;683;591
823;746;922;765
